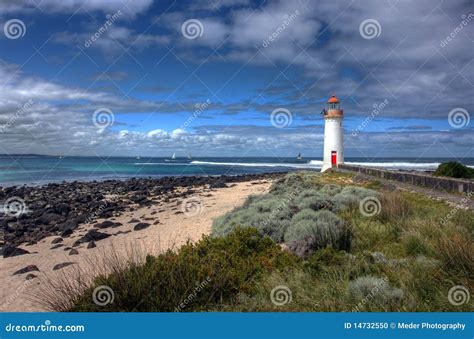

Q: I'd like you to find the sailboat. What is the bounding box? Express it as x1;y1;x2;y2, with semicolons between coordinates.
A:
296;152;302;160
166;152;177;162
187;152;192;160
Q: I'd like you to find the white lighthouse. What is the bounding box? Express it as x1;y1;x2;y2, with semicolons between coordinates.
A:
321;95;344;172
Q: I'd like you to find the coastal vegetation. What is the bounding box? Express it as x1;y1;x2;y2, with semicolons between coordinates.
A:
39;171;473;312
434;161;474;179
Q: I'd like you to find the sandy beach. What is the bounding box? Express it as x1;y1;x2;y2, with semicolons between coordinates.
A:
0;178;272;312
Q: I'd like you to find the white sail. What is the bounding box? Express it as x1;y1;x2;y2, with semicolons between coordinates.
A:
171;152;176;160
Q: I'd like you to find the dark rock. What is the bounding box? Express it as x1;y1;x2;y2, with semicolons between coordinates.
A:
51;237;63;244
59;219;79;236
130;194;147;203
53;262;76;270
87;241;96;249
114;230;132;236
129;218;140;223
210;179;227;188
153;220;160;225
73;230;111;246
54;202;70;215
26;273;37;280
61;228;74;237
50;244;64;249
69;248;79;255
38;212;65;225
133;222;151;231
96;220;121;229
13;265;40;275
3;245;30;258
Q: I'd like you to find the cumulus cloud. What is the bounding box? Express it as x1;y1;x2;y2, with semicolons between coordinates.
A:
0;0;472;157
0;0;153;18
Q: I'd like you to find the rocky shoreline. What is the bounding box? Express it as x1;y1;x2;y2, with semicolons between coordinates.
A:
1;173;286;256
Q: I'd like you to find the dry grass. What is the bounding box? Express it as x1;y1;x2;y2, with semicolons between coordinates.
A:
378;191;412;222
29;242;155;312
436;231;474;278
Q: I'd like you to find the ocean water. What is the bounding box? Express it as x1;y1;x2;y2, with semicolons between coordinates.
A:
1;155;473;187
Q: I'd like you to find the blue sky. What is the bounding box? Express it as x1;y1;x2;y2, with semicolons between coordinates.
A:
0;0;473;159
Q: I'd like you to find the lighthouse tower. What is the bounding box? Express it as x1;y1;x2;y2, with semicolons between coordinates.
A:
321;95;344;172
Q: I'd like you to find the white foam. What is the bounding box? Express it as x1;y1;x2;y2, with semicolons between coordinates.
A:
134;162;188;166
345;161;441;169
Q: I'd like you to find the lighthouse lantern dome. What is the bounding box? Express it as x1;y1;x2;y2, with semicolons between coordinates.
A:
327;95;340;109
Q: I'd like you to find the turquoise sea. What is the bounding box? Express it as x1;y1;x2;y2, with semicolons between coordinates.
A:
1;155;473;186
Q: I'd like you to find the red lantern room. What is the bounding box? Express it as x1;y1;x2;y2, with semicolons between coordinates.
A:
327;95;340;109
323;95;343;118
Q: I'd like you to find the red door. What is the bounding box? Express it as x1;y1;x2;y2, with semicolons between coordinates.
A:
331;151;337;167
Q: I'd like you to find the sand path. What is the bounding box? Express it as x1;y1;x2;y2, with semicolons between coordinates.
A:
0;180;271;312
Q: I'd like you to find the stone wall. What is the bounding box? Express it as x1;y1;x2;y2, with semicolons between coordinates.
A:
339;164;474;194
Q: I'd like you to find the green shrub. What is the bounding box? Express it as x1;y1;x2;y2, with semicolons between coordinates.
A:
297;192;334;211
403;232;429;256
332;192;360;210
433;161;474;179
269;171;320;196
212;194;292;242
68;228;297;312
320;184;342;196
340;186;379;199
285;210;350;253
304;247;348;274
332;186;379;211
290;208;322;223
347;276;404;310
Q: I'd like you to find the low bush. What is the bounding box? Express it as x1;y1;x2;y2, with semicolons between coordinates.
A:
319;184;342;196
402;232;430;256
297;192;334;211
433;161;474;179
68;228;297;312
346;276;404;310
285;210;351;254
